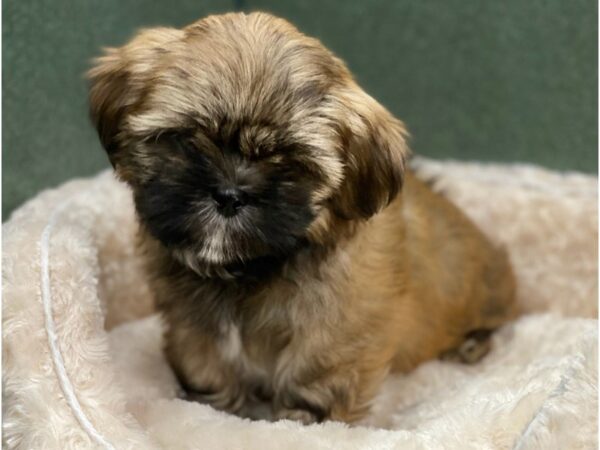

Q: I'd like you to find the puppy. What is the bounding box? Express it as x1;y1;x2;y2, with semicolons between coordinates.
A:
88;12;517;424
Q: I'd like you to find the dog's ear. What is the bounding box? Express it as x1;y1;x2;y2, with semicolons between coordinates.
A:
330;85;410;219
87;28;183;166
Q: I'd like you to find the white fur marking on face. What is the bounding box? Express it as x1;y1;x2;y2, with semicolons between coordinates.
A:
199;224;226;264
191;201;229;264
182;250;200;272
219;324;243;363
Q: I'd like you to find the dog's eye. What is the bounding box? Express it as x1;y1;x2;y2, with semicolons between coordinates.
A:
153;131;195;154
170;135;194;154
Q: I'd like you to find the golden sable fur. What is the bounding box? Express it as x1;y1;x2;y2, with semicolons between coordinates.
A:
88;12;517;423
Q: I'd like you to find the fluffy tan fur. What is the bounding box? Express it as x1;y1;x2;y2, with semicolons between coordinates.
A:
88;12;517;423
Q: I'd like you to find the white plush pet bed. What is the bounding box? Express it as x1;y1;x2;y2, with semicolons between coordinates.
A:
3;159;598;449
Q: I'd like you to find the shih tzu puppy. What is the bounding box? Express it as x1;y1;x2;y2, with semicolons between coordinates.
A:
88;12;517;424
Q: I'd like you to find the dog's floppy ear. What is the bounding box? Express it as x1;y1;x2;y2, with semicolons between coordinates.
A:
330;85;410;219
87;28;183;166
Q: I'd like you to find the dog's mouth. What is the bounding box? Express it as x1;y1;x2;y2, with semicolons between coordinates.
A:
171;236;309;280
222;244;307;279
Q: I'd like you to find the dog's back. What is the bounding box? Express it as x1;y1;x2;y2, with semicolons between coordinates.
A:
354;170;518;372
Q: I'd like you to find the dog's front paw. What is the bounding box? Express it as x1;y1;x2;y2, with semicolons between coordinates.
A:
274;407;319;425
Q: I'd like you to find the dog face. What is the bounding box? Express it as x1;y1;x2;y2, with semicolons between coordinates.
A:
89;12;409;276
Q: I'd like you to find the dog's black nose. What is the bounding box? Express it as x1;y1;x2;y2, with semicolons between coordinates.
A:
213;187;247;217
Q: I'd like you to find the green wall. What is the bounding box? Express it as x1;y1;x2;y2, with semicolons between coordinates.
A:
3;0;597;217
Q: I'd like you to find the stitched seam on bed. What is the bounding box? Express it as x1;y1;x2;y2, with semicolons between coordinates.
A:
41;202;116;450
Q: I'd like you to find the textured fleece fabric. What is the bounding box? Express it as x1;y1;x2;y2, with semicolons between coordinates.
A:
3;159;597;449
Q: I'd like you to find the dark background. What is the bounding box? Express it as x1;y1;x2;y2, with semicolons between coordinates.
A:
3;0;597;217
